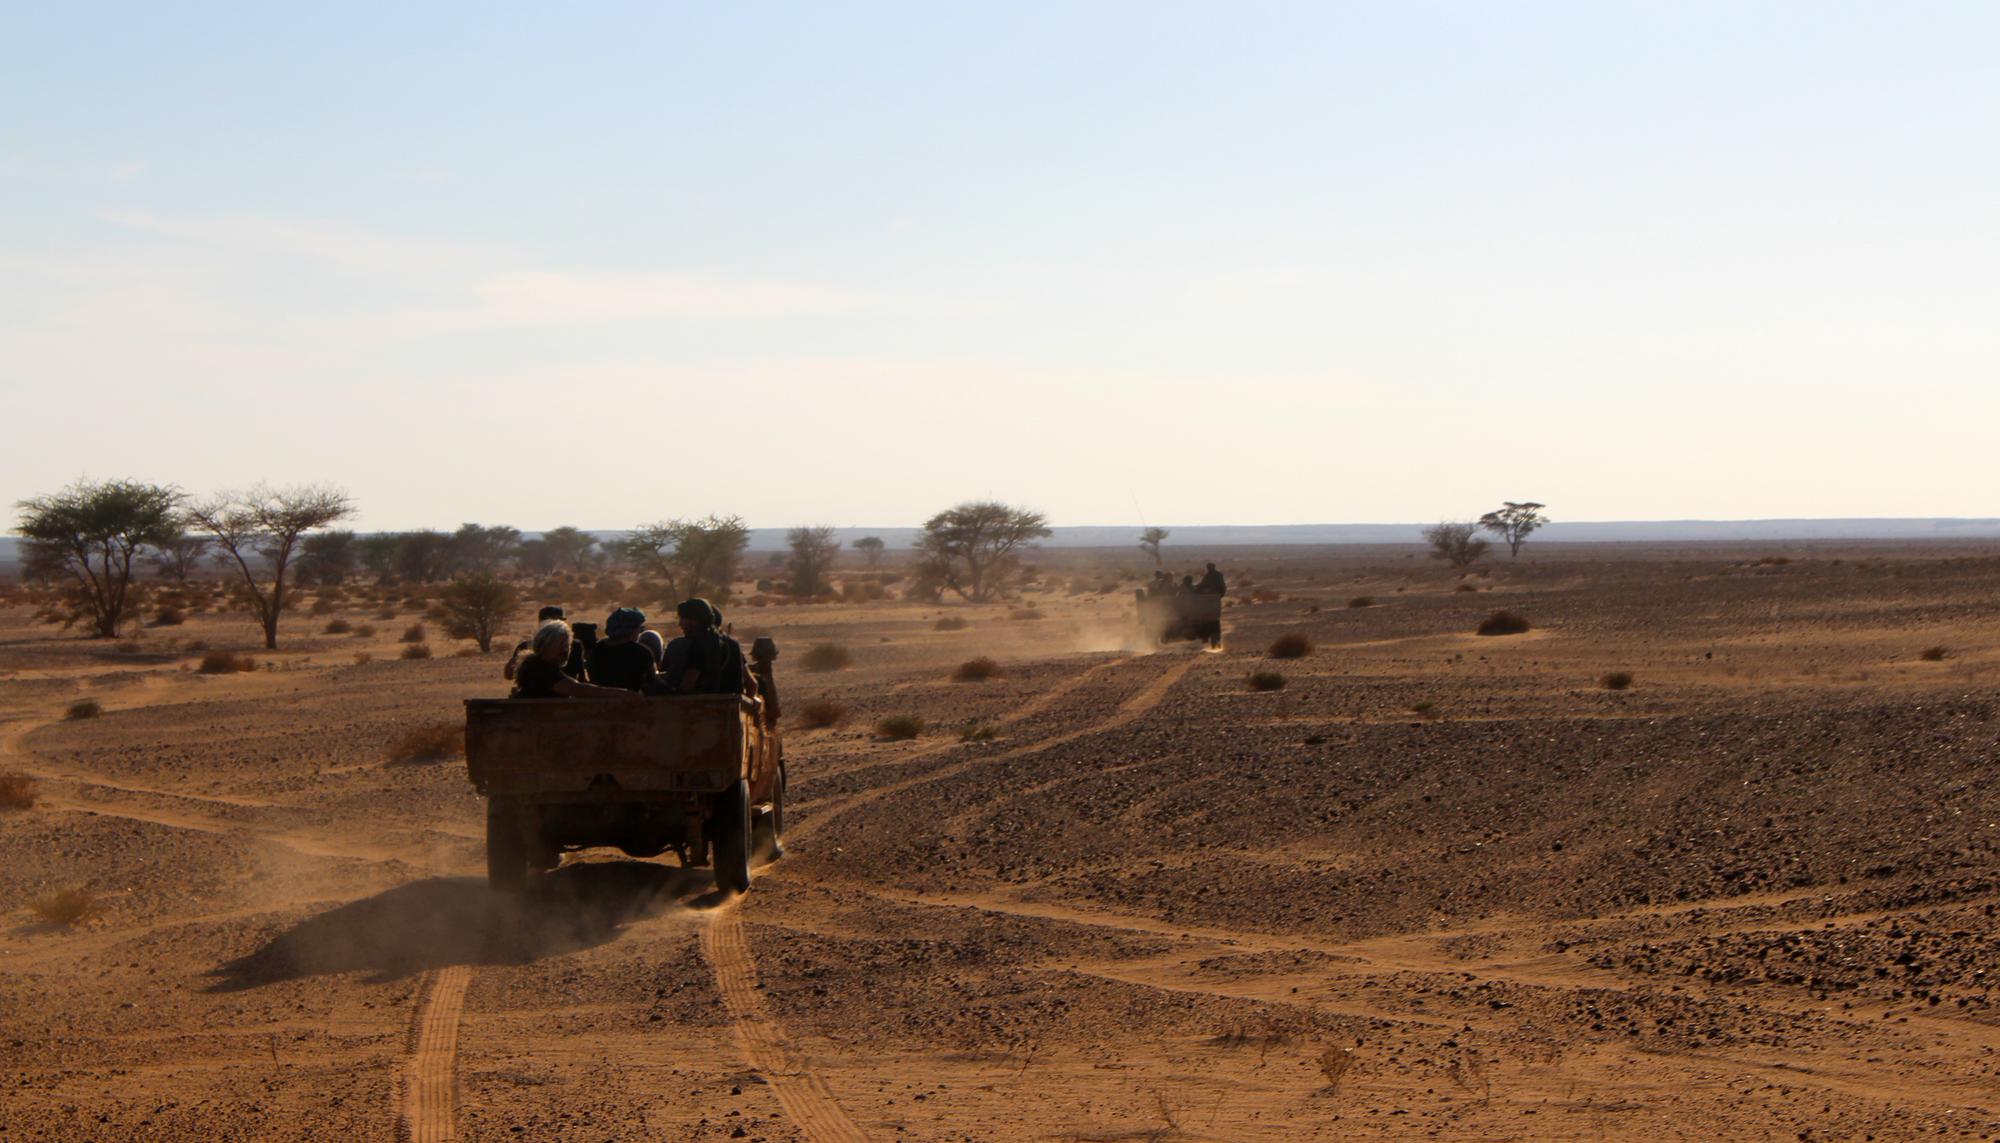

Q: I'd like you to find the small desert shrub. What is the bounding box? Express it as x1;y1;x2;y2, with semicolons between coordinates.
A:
1453;584;1478;593
1919;646;1949;662
324;618;353;634
0;772;36;810
1009;609;1045;621
1347;596;1374;609
1409;700;1436;715
388;721;462;763
374;607;399;620
354;624;377;638
310;597;336;615
876;715;924;740
399;623;426;643
801;644;852;672
353;652;373;665
1267;632;1313;659
1246;670;1287;692
197;651;257;674
400;643;433;660
1476;610;1531;636
955;656;1001;682
64;699;102;721
933;616;969;632
152;606;185;626
29;887;96;926
1600;671;1634;690
797;700;847;729
960;724;998;742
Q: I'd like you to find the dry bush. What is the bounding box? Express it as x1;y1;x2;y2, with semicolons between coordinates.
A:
400;643;433;660
29;887;96;926
374;607;398;620
64;699;102;721
1347;596;1374;608
1476;610;1531;636
934;616;969;632
0;772;36;810
1267;632;1313;659
324;618;352;634
353;652;373;665
1409;699;1436;715
310;597;336;615
800;644;852;672
197;651;257;674
1920;646;1949;662
797;700;847;729
152;606;185;626
1600;671;1634;690
955;656;1001;682
355;624;377;637
388;721;462;763
1247;670;1286;692
960;724;998;742
876;715;924;740
1453;584;1478;593
399;623;426;643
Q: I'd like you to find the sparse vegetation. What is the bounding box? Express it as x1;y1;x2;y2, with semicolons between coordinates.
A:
876;715;924;740
1920;646;1949;662
1247;670;1286;691
354;624;377;638
0;772;36;810
197;651;257;674
388;721;462;763
914;500;1051;602
960;724;998;742
1601;671;1634;690
1424;521;1490;570
64;699;102;721
1453;583;1478;592
152;606;185;626
933;616;969;632
28;887;97;926
1476;610;1531;636
1347;596;1374;608
801;643;853;672
324;618;352;634
353;652;373;665
437;573;518;652
187;484;355;649
1479;501;1549;558
1008;608;1045;621
1409;700;1436;715
15;477;182;638
954;656;1001;682
400;643;433;660
399;623;426;643
797;700;847;729
1267;632;1313;659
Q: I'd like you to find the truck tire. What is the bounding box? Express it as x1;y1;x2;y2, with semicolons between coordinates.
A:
752;761;786;863
712;779;752;895
486;800;528;892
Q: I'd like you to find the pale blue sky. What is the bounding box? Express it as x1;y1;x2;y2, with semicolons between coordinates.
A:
4;2;1996;530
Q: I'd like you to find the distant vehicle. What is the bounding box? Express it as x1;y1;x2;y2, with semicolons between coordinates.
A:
1137;590;1223;648
462;695;783;893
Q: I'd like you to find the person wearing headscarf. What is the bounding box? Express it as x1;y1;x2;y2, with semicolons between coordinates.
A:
588;606;659;692
662;598;749;694
510;620;642;700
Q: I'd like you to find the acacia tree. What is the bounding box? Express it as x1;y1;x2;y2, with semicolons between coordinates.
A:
785;526;841;596
439;573;518;653
394;530;453;583
621;515;750;602
917;501;1051;602
150;532;210;580
1138;526;1170;566
1423;521;1490;570
853;536;885;567
16;479;181;636
189;485;354;649
296;530;356;585
448;523;521;574
540;526;598;574
1480;502;1550;558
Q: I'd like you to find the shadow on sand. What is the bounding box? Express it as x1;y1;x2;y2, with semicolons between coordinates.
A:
209;862;723;990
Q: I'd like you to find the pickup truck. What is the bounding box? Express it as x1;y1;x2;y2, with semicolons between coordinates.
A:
462;694;783;893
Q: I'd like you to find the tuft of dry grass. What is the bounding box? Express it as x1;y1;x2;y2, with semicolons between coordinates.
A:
1347;596;1374;608
400;643;433;660
933;616;969;632
152;606;185;626
1247;670;1286;692
399;623;426;644
1476;610;1531;636
1600;671;1634;690
197;651;257;674
1267;632;1313;659
954;656;1001;682
388;721;462;763
29;887;95;926
1409;699;1437;715
64;698;103;720
800;643;852;672
1919;646;1949;662
0;772;36;811
876;715;924;740
323;618;352;634
797;700;847;729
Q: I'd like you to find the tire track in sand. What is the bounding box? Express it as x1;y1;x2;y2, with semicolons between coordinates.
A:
404;964;472;1143
702;908;871;1143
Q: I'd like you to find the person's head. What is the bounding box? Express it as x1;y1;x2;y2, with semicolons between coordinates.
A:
750;636;778;664
676;598;716;635
532;619;572;664
1181;575;1194;586
1205;563;1216;573
537;605;566;623
604;606;646;643
637;628;665;665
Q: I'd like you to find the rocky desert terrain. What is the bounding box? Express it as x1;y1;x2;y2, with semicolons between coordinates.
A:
3;542;1998;1141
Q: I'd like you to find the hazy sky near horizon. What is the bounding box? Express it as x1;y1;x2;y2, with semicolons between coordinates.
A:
4;2;1997;531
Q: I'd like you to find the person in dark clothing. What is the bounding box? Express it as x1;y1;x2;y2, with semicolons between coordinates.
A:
588;607;659;692
511;621;640;699
748;637;781;724
505;605;589;681
662;598;748;694
1178;574;1196;594
1196;563;1225;595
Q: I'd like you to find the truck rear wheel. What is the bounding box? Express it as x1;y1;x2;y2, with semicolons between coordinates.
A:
712;779;752;895
752;761;786;863
486;800;528;892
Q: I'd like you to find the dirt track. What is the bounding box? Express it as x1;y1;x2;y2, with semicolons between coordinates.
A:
3;543;1999;1140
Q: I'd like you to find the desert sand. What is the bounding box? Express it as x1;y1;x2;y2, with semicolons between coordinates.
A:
3;542;1998;1141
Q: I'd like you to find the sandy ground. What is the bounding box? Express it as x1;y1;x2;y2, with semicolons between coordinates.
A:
2;542;1998;1141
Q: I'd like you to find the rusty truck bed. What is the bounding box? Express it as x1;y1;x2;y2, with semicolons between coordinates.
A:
463;695;769;799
